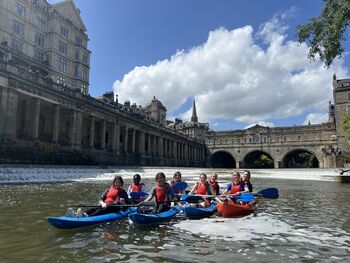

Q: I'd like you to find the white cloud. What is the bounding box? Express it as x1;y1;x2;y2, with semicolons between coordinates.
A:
113;11;348;127
303;113;328;125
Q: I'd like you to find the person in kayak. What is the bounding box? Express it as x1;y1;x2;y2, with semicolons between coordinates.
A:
84;175;129;216
142;172;177;213
218;171;249;204
189;173;214;208
208;172;220;195
242;170;253;192
168;171;185;195
127;174;147;204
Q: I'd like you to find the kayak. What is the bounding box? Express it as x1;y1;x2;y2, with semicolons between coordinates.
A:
216;202;256;217
182;202;217;219
47;210;129;229
128;205;181;225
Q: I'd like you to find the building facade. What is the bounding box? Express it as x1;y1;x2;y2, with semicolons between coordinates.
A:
0;0;90;95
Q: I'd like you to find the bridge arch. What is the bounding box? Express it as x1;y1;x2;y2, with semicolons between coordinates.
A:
242;150;274;168
210;150;236;168
282;149;319;168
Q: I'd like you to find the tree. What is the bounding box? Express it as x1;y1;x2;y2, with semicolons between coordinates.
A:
297;0;350;67
342;114;350;139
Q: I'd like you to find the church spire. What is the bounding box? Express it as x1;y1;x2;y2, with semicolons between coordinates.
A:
191;99;198;123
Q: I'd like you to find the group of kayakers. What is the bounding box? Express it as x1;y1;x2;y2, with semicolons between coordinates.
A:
67;170;254;218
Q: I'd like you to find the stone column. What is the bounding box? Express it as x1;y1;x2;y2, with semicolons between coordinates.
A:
159;137;163;157
0;86;8;136
132;128;136;154
89;116;95;148
52;104;60;143
124;126;128;152
32;99;41;140
70;110;82;147
115;124;120;153
110;123;116;151
101;119;106;149
173;141;177;159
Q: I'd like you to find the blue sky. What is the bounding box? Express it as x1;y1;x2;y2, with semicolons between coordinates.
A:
64;0;349;131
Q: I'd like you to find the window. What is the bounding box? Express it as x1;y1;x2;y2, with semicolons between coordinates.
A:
75;36;82;46
60;26;69;38
13;20;24;36
82;52;88;63
298;136;301;141
16;3;26;16
11;39;22;52
33;49;44;61
75;49;79;60
347;105;350;114
36;16;46;29
73;64;79;77
58;41;68;55
34;32;44;47
72;81;76;90
238;139;240;143
58;57;67;73
82;67;88;80
284;136;287;142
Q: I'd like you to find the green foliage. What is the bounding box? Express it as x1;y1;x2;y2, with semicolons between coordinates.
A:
297;0;350;67
252;154;274;168
342;115;350;140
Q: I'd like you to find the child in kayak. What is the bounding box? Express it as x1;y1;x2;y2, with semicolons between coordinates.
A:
142;172;177;213
83;175;129;216
208;172;220;195
127;174;147;204
189;173;214;208
168;171;185;195
218;171;249;204
242;170;253;192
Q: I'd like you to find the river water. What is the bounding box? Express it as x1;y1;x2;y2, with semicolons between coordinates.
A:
0;166;349;262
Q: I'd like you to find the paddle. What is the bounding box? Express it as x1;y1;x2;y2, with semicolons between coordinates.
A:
129;192;148;198
254;188;279;198
172;181;188;191
181;193;256;203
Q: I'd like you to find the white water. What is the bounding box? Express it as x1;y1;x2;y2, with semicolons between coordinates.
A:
0;165;340;183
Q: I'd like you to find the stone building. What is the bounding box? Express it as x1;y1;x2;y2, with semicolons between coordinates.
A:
167;100;209;142
0;0;90;95
0;0;206;166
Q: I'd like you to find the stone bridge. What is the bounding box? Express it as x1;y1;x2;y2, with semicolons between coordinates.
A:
206;124;339;168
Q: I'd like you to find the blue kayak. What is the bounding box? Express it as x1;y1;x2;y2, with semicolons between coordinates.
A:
182;202;217;219
47;210;129;229
128;205;181;225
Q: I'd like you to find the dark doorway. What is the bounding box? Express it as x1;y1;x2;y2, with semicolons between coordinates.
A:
243;151;274;168
210;151;236;168
282;150;319;168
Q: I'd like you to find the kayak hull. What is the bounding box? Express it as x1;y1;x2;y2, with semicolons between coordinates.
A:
182;202;217;219
47;210;129;229
216;202;255;217
128;205;181;225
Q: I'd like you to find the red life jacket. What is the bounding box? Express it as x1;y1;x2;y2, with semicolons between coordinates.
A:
209;180;219;193
196;182;209;195
230;181;242;194
105;186;123;203
170;180;181;194
130;183;143;192
155;184;169;202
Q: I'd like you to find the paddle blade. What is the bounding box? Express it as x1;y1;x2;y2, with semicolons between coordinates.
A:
235;193;256;203
256;188;279;198
172;182;188;191
130;192;148;198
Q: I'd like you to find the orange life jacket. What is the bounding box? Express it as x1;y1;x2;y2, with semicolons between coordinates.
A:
130;183;143;192
230;181;243;194
105;186;123;203
155;184;169;203
196;182;209;195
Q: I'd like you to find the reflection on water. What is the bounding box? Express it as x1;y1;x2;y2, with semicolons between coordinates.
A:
0;168;349;262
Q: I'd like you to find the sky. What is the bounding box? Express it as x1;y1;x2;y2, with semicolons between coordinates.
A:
57;0;349;131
